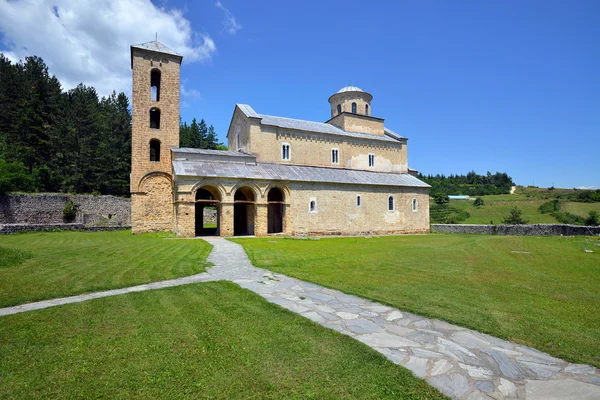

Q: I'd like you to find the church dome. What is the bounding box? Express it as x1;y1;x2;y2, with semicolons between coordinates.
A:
337;85;364;94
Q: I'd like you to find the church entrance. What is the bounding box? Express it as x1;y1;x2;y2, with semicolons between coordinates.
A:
233;186;255;236
195;186;220;236
267;187;284;234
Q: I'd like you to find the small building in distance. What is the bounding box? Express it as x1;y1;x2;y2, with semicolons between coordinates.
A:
130;41;430;237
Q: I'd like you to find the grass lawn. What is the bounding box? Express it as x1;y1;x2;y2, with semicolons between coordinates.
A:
448;198;557;224
562;202;600;218
233;234;600;368
0;282;445;399
0;230;212;307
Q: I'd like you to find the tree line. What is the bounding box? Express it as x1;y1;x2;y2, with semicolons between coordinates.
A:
0;54;223;196
418;170;514;200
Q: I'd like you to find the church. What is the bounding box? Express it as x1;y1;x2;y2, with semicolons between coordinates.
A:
130;41;430;237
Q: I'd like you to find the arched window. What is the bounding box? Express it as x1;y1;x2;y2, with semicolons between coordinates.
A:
356;195;361;207
282;143;290;160
365;104;369;115
337;104;342;115
368;153;375;167
352;102;357;114
150;108;160;129
331;148;339;164
309;198;317;213
412;198;418;212
150;69;161;102
149;139;161;161
388;196;395;211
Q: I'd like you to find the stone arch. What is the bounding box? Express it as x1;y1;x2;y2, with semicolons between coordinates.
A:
194;184;222;236
233;185;256;236
191;182;226;202
137;171;172;193
267;187;286;234
229;182;261;199
263;183;291;204
138;173;173;231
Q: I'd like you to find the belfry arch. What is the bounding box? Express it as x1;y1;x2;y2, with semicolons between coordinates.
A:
195;186;221;236
233;186;256;236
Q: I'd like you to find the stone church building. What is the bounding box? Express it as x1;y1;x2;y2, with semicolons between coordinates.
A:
130;41;430;237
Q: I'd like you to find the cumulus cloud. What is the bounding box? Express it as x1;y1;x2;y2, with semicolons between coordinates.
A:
215;1;242;35
0;0;216;97
576;186;597;190
181;82;201;108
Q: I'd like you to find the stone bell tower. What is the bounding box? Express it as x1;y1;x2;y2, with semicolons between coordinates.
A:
130;41;183;233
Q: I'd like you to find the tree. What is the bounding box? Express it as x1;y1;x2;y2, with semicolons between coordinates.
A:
474;198;485;207
585;211;599;226
205;124;222;149
433;193;449;204
503;207;528;225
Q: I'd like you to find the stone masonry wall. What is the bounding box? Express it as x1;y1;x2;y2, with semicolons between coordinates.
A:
0;194;130;226
431;224;600;236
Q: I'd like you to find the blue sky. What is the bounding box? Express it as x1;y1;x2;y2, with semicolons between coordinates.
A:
1;0;598;188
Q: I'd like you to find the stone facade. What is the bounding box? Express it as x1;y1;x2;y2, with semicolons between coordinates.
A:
129;41;430;237
0;194;130;226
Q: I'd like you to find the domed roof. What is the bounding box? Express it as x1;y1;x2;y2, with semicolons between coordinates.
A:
337;85;364;93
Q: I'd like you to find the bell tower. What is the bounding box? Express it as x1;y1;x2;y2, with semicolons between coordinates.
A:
130;41;182;233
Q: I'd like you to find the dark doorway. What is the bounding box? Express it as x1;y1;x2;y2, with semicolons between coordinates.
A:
267;187;284;234
233;187;255;236
195;187;220;236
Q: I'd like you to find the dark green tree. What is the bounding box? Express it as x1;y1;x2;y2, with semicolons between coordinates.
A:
503;207;528;224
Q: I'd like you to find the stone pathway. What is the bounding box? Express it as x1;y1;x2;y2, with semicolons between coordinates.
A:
1;237;599;399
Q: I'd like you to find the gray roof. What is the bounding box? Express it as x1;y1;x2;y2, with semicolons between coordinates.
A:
337;85;364;93
237;105;402;143
173;161;430;188
131;41;180;56
172;148;253;157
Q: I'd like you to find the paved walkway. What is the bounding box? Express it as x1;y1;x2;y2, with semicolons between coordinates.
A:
1;238;599;399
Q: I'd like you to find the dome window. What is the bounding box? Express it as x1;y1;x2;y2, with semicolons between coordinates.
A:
352;102;357;114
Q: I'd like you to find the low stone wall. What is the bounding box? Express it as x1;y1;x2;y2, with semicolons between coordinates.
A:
0;224;130;234
0;194;130;226
431;224;600;236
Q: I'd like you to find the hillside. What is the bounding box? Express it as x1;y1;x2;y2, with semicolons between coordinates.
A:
431;187;600;225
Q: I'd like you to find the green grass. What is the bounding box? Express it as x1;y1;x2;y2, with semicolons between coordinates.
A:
562;202;600;218
0;282;446;399
232;235;600;368
0;230;212;307
449;198;558;224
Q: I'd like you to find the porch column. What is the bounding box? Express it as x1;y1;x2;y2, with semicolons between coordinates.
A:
220;202;234;237
255;203;268;236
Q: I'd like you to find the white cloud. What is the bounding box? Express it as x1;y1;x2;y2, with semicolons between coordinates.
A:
0;0;216;97
181;82;200;108
576;186;597;190
215;1;241;35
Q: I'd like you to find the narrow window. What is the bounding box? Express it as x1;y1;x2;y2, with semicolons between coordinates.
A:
356;195;361;207
149;139;161;161
309;197;317;213
331;148;339;165
352;102;357;114
388;196;394;211
150;108;161;129
368;153;375;167
236;133;241;150
282;143;290;160
365;104;369;115
412;198;418;212
337;104;342;115
150;69;161;102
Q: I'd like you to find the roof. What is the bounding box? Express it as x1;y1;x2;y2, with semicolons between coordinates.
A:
173;161;430;188
236;104;403;143
337;85;364;93
130;41;183;68
172;148;253;158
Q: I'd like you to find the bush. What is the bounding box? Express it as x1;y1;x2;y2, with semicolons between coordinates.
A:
430;204;471;224
63;199;78;222
433;193;449;204
552;211;585;225
585;211;600;226
474;198;485;207
503;207;528;224
538;199;561;214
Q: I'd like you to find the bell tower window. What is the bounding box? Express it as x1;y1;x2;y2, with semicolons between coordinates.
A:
352;102;357;114
150;108;161;129
149;139;161;161
150;69;161;102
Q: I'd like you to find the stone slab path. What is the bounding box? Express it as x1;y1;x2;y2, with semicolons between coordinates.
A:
1;237;599;400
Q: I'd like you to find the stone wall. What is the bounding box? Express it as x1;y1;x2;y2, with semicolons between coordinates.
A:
431;224;600;236
0;224;129;234
0;194;130;226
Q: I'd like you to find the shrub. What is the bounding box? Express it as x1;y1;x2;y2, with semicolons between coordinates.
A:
63;199;78;222
430;204;470;224
552;211;585;225
433;193;449;204
585;211;600;226
538;199;561;214
474;198;485;207
503;207;528;225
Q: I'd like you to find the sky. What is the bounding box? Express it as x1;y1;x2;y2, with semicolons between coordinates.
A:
1;0;599;189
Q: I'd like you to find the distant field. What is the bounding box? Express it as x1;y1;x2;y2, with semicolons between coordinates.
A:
439;191;600;225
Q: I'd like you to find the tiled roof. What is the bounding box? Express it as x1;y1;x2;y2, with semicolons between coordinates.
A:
172;148;253;158
236;104;402;143
173;161;430;188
